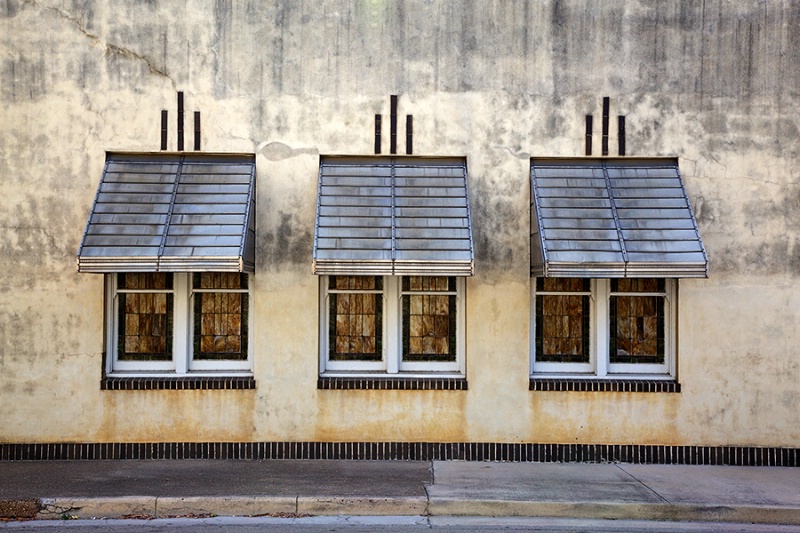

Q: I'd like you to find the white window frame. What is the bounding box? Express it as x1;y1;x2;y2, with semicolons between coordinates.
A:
319;276;466;377
105;273;253;376
530;278;676;379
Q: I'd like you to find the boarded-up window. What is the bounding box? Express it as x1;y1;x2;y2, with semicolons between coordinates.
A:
328;276;383;361
193;273;249;361
535;278;591;363
402;276;457;362
609;278;665;364
117;273;173;361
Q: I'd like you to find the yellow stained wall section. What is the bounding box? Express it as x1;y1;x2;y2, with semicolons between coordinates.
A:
1;0;799;447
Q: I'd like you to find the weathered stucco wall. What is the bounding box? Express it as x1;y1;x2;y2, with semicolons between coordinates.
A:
1;0;798;447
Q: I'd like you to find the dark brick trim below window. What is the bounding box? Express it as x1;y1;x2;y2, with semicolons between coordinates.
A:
530;378;680;393
101;376;256;391
0;442;797;466
317;377;467;390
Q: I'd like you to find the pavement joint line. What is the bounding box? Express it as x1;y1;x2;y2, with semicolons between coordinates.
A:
615;463;670;504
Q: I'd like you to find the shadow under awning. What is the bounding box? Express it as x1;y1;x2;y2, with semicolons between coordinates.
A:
313;156;474;276
530;158;708;278
77;152;256;273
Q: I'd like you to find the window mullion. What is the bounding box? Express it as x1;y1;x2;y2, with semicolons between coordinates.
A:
106;274;117;375
456;276;466;375
319;284;329;373
173;273;190;375
595;279;609;377
385;276;399;374
668;279;677;377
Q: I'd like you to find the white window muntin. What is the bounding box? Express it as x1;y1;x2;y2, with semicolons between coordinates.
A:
399;277;464;374
319;276;466;376
530;279;596;375
530;278;675;378
606;279;675;377
319;278;387;373
189;275;252;372
106;273;252;376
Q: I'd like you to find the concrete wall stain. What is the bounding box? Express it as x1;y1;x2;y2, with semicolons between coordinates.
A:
1;1;799;447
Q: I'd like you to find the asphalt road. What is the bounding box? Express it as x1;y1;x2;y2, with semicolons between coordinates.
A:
1;516;798;532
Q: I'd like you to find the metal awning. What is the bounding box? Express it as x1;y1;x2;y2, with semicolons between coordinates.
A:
77;152;256;273
531;158;708;278
313;156;474;276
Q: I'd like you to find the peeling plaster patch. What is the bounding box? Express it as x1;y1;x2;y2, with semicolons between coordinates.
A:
736;183;800;276
0;306;83;356
0;310;33;356
470;181;524;277
212;0;236;98
261;211;313;270
257;141;319;161
0;0;20;18
496;146;531;160
692;195;717;226
1;54;46;102
0;195;75;286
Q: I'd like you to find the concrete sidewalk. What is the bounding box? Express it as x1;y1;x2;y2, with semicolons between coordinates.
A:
1;460;799;525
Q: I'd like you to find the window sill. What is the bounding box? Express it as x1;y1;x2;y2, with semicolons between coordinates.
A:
318;376;467;390
529;377;680;393
101;376;256;390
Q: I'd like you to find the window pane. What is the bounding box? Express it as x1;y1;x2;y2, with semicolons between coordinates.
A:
611;278;665;293
328;276;383;361
117;273;173;361
118;272;172;290
402;277;457;362
330;275;382;291
193;272;247;290
193;292;249;361
537;277;590;293
402;276;455;292
609;279;665;363
535;278;590;363
535;294;590;363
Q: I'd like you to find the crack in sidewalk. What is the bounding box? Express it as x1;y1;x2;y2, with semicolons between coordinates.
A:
422;459;435;517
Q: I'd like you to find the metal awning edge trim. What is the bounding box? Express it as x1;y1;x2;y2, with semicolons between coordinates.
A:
531;261;708;278
78;256;254;273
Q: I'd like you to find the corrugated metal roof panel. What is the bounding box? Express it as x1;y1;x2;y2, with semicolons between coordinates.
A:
531;158;708;278
77;152;256;273
313;156;473;276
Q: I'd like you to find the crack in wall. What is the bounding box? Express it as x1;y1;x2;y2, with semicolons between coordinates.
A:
1;224;69;256
25;0;177;89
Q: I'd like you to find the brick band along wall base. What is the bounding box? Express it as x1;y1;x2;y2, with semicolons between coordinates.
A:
1;442;797;466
